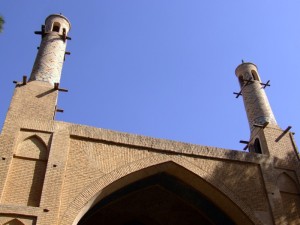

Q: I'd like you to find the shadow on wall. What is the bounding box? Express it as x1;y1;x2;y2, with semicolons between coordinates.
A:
210;149;300;225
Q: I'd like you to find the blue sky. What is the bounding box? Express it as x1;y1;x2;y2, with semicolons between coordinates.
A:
0;1;299;150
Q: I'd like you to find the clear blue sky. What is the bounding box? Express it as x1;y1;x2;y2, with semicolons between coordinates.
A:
1;1;299;150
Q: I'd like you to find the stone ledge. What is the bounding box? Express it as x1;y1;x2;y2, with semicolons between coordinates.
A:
0;204;43;217
7;118;271;164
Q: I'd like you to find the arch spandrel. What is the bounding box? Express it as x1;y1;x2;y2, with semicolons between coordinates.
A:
59;156;262;225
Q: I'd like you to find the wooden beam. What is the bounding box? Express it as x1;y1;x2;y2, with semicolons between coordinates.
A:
56;108;64;113
54;82;68;92
233;91;242;98
275;126;292;142
261;80;270;89
22;75;27;85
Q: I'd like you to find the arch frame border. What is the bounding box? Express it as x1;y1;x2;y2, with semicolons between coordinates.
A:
59;155;263;225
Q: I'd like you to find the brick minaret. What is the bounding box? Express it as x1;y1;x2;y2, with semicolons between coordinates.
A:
235;62;277;131
30;14;71;85
2;14;71;129
235;62;298;164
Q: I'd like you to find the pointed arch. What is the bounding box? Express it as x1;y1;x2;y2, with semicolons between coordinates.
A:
3;219;25;225
277;172;299;194
2;135;48;207
78;172;236;225
254;138;262;154
16;135;48;160
59;156;262;225
251;70;260;81
278;172;300;224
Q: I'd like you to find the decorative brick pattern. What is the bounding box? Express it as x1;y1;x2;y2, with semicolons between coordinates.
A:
0;15;299;225
2;134;48;207
0;214;36;225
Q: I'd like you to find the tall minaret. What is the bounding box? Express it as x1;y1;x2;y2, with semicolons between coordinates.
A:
30;14;71;85
235;62;279;154
3;14;71;127
235;62;277;130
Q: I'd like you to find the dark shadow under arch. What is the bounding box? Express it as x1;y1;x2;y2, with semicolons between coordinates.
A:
78;173;235;225
64;160;258;225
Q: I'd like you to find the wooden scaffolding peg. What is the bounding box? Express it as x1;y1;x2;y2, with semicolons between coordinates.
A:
22;75;27;85
13;75;27;85
61;29;71;42
54;82;68;92
276;126;292;142
56;108;64;113
233;78;253;98
34;25;46;38
260;80;270;89
239;140;249;150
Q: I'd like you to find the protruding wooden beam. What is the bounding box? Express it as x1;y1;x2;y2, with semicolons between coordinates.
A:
61;29;72;42
261;80;271;89
54;82;68;92
240;140;249;150
13;75;27;85
56;108;64;113
243;145;249;151
275;126;292;142
22;75;27;85
34;25;46;38
233;91;242;98
233;79;253;98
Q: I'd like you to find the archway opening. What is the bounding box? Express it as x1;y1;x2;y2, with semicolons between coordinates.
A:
77;173;235;225
254;138;262;154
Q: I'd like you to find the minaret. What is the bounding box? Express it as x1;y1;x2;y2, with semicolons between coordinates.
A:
235;62;277;130
235;62;278;154
3;14;71;127
30;14;71;85
235;62;298;162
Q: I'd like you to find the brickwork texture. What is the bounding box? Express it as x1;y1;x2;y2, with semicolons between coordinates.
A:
0;15;299;225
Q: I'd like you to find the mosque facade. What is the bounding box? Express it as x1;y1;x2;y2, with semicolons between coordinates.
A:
0;14;299;225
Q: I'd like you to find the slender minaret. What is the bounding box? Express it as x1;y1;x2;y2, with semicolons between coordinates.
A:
30;14;71;85
235;62;279;153
235;62;277;130
3;14;71;127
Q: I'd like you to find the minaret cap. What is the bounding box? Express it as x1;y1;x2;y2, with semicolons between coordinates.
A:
45;14;71;30
235;62;258;77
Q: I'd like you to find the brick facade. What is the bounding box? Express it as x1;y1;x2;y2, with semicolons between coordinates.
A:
0;14;299;225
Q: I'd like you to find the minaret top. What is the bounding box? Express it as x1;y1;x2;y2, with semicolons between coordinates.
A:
235;62;259;80
44;14;71;35
29;14;71;85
